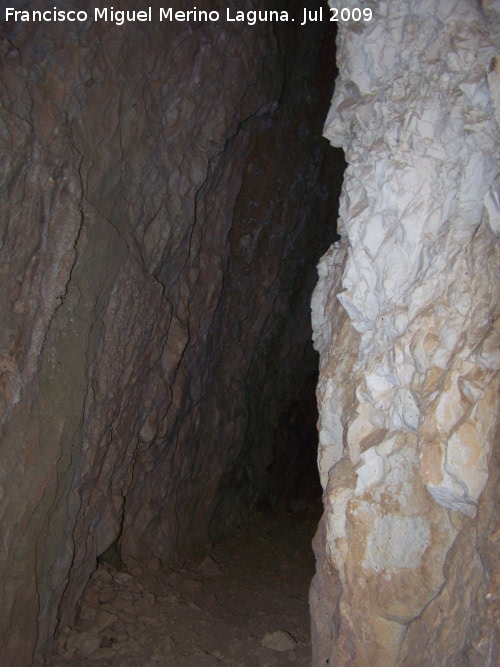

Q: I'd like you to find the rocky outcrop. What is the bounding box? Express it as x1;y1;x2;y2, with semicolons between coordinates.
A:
0;1;343;663
311;0;500;665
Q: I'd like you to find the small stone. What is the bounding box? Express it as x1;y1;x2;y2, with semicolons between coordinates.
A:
66;631;101;657
92;568;113;584
147;557;162;571
197;556;222;575
96;610;118;631
261;630;297;652
114;572;134;585
144;591;156;605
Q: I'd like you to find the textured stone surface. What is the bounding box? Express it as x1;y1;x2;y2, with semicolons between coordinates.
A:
0;2;342;663
398;422;500;667
311;0;500;665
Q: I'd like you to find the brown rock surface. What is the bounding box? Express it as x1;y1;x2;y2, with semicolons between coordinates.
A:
0;1;343;663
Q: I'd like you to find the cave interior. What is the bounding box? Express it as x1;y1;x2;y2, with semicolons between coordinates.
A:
0;1;346;664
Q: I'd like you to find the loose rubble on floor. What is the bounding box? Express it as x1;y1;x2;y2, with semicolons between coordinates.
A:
50;507;319;666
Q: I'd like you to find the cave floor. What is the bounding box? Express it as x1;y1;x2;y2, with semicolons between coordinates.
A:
50;504;320;667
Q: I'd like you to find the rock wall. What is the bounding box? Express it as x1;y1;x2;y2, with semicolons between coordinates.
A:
311;1;500;665
0;1;342;663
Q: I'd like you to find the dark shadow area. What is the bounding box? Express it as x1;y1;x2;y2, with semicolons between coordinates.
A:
207;1;346;531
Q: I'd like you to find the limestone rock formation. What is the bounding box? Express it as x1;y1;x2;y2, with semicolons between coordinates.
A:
0;1;343;664
311;0;500;664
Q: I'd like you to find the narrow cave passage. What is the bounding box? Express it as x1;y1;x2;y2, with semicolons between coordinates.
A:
46;5;344;664
4;3;499;666
0;2;345;665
